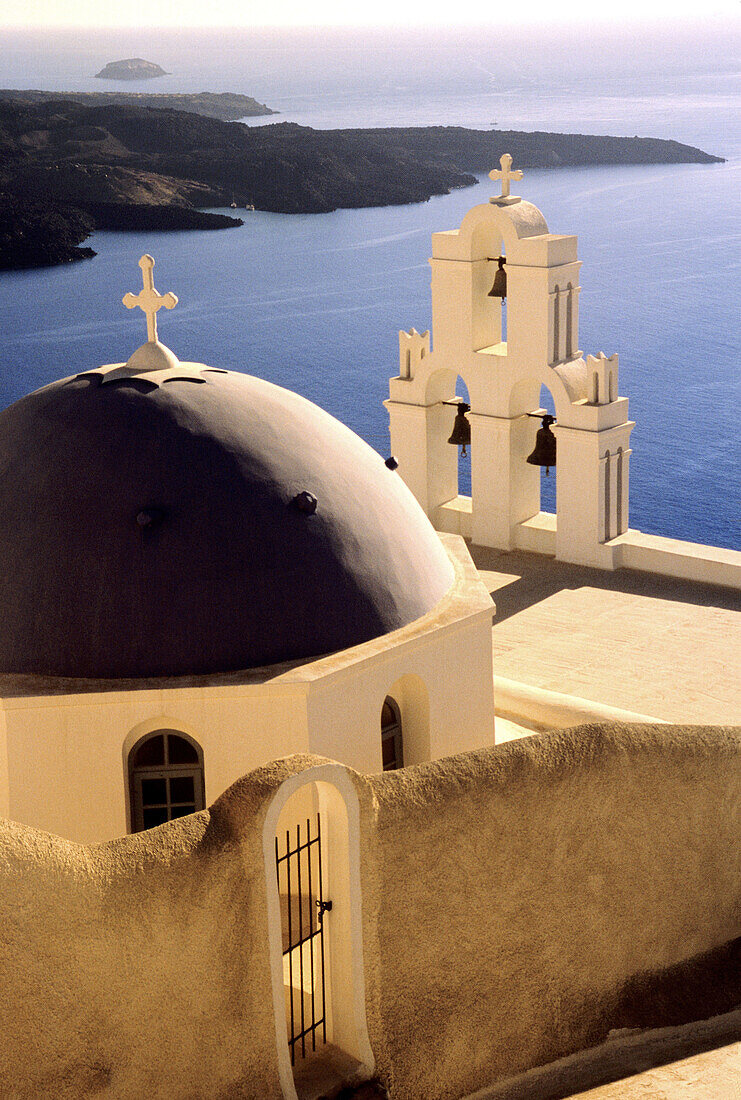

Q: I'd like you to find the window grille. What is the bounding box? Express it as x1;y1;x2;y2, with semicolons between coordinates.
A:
276;814;330;1064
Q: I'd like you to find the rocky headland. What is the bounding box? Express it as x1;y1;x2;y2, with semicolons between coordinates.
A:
0;89;276;121
95;59;169;81
0;96;724;270
0;191;96;268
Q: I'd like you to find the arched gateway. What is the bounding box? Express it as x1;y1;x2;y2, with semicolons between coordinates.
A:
263;765;374;1099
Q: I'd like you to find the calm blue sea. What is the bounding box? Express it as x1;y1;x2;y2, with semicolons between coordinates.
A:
0;24;739;549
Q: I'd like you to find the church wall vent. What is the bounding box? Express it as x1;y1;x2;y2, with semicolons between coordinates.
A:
136;507;166;529
293;491;318;515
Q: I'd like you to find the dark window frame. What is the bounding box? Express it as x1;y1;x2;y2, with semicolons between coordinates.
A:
128;729;206;833
381;697;404;771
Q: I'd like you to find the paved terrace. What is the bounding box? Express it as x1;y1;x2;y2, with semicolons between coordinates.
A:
470;552;740;1099
472;546;741;726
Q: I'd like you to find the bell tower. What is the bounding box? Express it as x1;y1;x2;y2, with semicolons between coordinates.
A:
385;155;634;569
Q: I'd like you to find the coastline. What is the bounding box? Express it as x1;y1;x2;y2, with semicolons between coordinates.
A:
0;96;723;271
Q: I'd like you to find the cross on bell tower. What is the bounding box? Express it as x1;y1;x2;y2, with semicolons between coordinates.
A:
123;254;178;343
489;154;523;205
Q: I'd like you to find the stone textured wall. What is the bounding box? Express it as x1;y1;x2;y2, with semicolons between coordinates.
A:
360;724;741;1099
0;774;287;1100
0;726;739;1099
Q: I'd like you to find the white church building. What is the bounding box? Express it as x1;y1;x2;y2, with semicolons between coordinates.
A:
0;256;495;846
0;158;737;848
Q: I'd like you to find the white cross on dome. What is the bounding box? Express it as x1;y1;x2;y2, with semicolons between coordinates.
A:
123;254;178;344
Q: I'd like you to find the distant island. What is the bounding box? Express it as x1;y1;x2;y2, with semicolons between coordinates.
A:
0;96;724;270
96;59;169;81
0;89;276;121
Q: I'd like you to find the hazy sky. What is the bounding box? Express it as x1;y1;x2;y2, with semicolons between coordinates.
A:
2;0;739;27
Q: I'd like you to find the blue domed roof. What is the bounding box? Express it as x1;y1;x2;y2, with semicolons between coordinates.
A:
0;367;454;679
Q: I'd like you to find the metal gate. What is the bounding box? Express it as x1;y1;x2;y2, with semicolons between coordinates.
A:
275;813;332;1064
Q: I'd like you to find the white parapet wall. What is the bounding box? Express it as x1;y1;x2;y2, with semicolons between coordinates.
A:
509;523;741;589
493;675;666;737
613;529;741;590
512;511;557;555
437;498;741;590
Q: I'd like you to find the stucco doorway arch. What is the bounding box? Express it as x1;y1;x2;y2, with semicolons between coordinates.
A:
262;765;374;1100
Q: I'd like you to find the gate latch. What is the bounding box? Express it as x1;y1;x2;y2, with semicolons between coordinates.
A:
316;899;333;925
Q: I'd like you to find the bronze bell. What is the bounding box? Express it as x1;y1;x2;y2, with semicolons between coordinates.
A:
488;256;507;299
527;415;557;475
448;401;471;455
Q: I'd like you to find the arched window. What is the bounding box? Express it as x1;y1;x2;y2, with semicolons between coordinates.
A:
128;730;205;833
381;698;404;771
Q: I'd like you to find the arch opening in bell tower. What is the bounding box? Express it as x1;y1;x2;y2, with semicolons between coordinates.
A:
445;375;472;500
537;384;557;517
468;225;506;352
507;376;560;544
424;370;473;539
